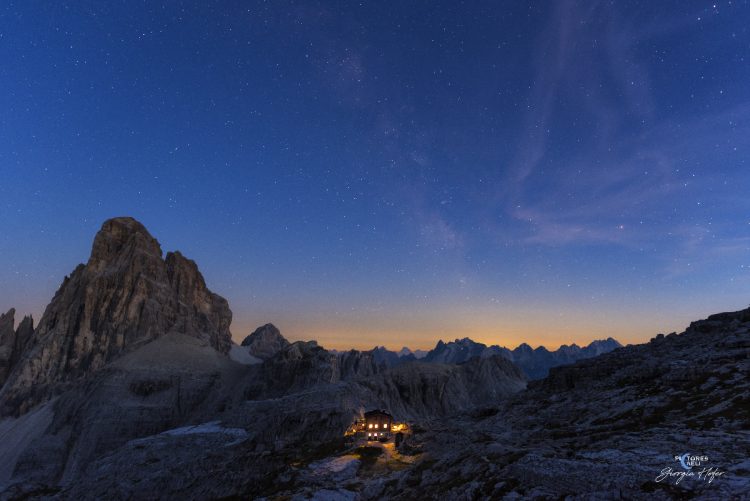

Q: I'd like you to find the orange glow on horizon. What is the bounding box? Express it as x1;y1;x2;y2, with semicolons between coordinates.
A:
229;303;703;353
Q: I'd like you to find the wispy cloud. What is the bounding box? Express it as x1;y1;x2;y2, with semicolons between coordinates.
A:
487;0;750;263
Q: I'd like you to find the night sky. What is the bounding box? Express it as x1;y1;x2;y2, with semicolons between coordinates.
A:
2;1;749;350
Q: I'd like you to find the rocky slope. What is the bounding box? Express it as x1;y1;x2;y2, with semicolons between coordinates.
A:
0;217;233;416
367;308;750;500
5;333;246;490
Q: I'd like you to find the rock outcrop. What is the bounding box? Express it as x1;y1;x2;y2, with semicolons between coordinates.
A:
242;341;385;399
358;356;527;420
0;309;16;385
336;349;383;380
0;309;34;387
0;217;233;416
12;316;34;367
240;323;289;360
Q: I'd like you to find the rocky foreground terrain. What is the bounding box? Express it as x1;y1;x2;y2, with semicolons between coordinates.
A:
0;217;747;500
367;310;750;500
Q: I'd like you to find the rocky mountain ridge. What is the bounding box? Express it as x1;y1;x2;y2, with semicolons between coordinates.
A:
366;336;623;379
0;217;233;416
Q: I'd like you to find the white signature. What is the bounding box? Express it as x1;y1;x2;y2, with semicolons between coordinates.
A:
655;466;725;485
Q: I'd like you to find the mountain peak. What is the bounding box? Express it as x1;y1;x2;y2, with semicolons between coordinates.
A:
0;217;233;416
515;343;533;352
580;337;623;357
0;308;14;334
424;337;488;364
240;323;289;360
397;346;412;357
454;337;479;345
88;217;162;272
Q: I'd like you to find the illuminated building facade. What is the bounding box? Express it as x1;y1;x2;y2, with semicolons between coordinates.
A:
364;409;393;441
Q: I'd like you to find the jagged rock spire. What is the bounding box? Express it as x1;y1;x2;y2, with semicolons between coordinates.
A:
0;308;17;384
0;309;35;387
0;217;233;416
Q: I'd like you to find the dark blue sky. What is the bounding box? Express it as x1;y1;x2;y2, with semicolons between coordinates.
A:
2;1;749;349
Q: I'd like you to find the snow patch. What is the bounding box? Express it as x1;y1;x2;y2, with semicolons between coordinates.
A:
129;421;249;447
161;421;248;439
229;343;262;365
308;455;360;476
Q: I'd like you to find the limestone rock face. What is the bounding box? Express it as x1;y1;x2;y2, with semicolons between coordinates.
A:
240;323;289;360
0;309;16;385
335;349;382;380
243;341;336;397
12;316;35;364
165;251;232;355
0;217;232;416
6;333;246;489
359;356;527;420
0;310;35;387
240;341;525;422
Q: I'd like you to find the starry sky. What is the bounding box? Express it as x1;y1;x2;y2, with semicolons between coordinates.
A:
1;1;749;350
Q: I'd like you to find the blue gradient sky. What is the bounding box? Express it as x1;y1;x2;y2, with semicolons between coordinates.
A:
1;1;749;350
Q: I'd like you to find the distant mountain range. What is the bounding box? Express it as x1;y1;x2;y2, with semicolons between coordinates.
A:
324;336;622;380
424;337;622;379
